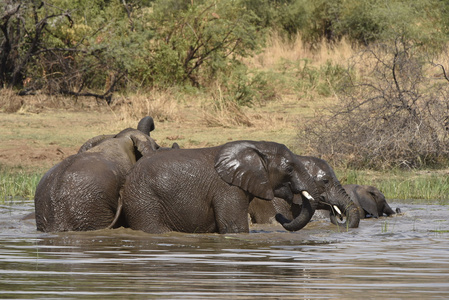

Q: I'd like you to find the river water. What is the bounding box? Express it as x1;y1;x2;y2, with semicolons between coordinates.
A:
1;200;448;299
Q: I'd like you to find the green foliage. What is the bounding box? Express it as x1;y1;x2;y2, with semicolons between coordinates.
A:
334;0;382;44
147;0;264;87
317;60;348;96
272;58;347;98
277;0;448;47
213;66;279;107
241;0;311;39
301;0;341;43
2;0;449;105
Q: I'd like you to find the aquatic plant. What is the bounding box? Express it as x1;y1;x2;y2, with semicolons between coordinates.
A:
0;168;41;202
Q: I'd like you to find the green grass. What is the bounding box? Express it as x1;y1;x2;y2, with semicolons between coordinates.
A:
338;168;449;204
0;167;42;202
2;165;448;204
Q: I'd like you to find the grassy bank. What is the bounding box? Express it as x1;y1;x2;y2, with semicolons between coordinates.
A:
337;169;449;204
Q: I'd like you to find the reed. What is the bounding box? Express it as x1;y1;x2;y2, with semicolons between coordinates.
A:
0;168;42;202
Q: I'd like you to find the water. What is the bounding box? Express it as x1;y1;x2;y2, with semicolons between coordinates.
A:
1;200;449;299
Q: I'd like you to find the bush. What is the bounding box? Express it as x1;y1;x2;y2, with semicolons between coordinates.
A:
147;0;264;88
299;37;449;169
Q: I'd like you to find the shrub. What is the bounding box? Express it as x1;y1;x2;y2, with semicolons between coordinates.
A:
299;37;449;169
147;0;264;88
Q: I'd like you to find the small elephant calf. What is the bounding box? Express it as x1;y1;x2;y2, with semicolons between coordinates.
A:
343;184;401;219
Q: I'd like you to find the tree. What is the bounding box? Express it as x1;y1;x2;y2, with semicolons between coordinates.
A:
146;0;263;87
0;1;72;89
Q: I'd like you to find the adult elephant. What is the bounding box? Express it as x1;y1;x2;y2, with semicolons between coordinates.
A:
343;184;400;219
34;116;159;232
249;156;360;228
121;141;321;234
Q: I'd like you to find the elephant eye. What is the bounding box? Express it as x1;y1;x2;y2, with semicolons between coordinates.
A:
323;179;330;184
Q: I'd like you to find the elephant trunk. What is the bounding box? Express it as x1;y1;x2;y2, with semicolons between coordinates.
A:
328;185;360;228
275;191;317;231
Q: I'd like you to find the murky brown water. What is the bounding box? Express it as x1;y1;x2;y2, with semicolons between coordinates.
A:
1;200;449;299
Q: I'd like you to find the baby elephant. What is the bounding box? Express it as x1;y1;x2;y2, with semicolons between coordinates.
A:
343;184;401;219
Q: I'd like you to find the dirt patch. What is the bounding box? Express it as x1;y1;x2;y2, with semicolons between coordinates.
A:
0;141;76;171
0;95;119;172
0;92;304;173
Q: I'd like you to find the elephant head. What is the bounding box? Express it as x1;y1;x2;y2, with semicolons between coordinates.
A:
343;184;399;219
215;141;320;232
248;155;360;229
300;156;360;228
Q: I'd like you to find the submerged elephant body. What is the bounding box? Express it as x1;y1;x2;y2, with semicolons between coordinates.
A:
249;156;360;228
343;184;399;219
34;117;159;232
122;141;321;234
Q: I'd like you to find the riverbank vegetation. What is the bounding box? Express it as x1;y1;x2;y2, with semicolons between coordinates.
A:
1;0;449;203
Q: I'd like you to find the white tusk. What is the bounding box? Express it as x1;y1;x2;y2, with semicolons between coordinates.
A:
333;205;342;215
301;191;314;201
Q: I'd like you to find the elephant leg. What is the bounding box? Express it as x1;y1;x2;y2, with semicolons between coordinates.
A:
124;194;170;233
213;190;250;233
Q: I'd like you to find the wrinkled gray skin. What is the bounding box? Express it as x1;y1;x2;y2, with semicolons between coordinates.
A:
121;141;321;234
77;116;156;153
249;156;360;228
34;117;159;232
342;184;400;219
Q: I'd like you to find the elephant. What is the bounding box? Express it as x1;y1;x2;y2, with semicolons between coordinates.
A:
77;116;156;153
343;184;400;219
34;116;160;232
249;156;360;228
121;140;322;234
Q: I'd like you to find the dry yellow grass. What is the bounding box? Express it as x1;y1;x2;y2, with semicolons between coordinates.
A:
247;33;355;70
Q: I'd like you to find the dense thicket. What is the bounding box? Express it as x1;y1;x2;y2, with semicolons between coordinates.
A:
0;0;264;98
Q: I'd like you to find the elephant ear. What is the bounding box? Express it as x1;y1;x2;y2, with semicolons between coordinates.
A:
129;133;159;158
137;116;155;135
214;141;274;200
360;186;380;218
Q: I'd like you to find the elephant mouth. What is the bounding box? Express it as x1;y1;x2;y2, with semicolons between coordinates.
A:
319;200;344;221
332;205;343;221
